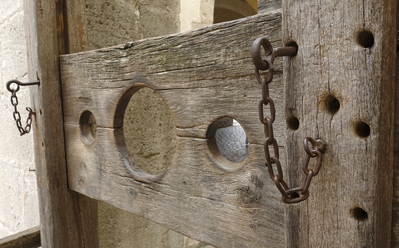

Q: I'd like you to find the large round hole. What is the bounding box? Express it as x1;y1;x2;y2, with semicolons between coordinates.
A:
287;116;300;130
356;121;371;138
123;87;176;175
207;117;249;171
325;95;340;115
79;110;97;144
356;30;374;48
350;207;368;222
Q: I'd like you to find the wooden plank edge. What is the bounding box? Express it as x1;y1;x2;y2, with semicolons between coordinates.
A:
0;226;40;248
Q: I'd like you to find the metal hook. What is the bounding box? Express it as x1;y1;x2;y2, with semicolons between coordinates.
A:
6;80;40;93
6;79;40;136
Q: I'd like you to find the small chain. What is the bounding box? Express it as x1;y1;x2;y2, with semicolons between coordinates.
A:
6;79;40;136
252;37;326;204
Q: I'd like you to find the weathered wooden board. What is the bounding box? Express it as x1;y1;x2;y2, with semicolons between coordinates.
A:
24;0;98;247
258;0;281;13
283;0;396;247
61;11;286;247
0;226;40;248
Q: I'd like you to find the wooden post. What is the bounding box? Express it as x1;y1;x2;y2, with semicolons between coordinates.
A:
24;0;98;247
391;3;399;245
283;0;396;247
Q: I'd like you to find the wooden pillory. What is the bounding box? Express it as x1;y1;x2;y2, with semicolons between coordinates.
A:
5;0;396;247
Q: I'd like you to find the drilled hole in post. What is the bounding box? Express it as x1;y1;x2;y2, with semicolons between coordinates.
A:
206;117;249;171
285;41;298;54
287;116;300;130
350;207;368;222
356;30;374;48
325;95;340;114
355;122;370;138
88;113;97;138
79;110;97;144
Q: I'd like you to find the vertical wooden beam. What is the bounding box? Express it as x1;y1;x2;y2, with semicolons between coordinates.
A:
391;2;399;246
283;0;396;247
24;0;98;247
65;0;89;53
62;1;99;246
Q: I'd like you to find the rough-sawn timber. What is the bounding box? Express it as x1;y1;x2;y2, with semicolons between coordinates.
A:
61;11;285;248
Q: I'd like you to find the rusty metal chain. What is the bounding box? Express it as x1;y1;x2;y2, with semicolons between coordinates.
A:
251;37;326;204
6;80;40;136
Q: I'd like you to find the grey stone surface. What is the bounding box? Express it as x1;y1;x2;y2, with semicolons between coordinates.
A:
0;4;38;239
124;87;176;175
0;0;23;25
215;120;249;163
180;0;214;32
99;201;184;248
86;0;180;49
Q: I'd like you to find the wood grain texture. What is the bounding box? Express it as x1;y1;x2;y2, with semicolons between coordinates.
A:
392;2;399;246
0;226;40;248
67;0;89;53
61;11;286;248
283;0;396;247
258;0;281;13
24;0;97;247
65;0;99;246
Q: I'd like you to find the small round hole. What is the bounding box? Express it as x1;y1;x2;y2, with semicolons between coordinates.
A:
350;207;368;221
356;122;370;138
79;110;97;144
88;113;97;138
285;41;298;49
356;30;374;48
285;41;298;56
287;116;300;130
325;95;340;114
206;117;249;171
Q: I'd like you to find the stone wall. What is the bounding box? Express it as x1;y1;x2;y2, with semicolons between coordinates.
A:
0;0;39;239
180;0;214;32
86;0;180;49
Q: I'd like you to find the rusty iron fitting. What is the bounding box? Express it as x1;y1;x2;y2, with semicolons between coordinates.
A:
6;79;40;136
6;80;40;92
252;37;326;204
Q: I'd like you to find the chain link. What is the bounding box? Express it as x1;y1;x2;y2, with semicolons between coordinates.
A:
251;37;326;204
6;80;40;136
